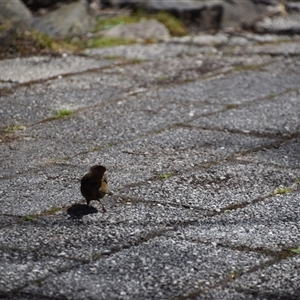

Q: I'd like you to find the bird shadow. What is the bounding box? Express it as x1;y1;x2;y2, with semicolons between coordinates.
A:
67;204;98;219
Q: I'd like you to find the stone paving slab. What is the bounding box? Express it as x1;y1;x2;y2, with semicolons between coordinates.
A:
246;41;300;56
201;256;300;300
0;56;114;83
191;90;300;135
23;99;221;144
0;164;79;215
152;68;300;105
123;160;300;211
166;192;300;251
0;248;78;293
0;139;90;179
240;138;300;169
0;80;126;127
102;56;234;87
85;43;211;60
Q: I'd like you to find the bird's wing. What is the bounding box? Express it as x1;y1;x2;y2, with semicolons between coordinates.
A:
80;174;101;198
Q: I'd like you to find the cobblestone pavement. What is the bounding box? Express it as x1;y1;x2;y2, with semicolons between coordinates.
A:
1;33;300;299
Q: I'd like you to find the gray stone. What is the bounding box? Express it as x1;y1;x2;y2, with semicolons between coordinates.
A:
102;0;223;32
0;0;32;44
145;0;223;32
254;13;300;34
32;0;96;38
221;0;267;30
102;19;170;40
286;1;300;13
0;0;32;28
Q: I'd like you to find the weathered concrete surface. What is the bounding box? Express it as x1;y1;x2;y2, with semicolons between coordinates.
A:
0;33;300;299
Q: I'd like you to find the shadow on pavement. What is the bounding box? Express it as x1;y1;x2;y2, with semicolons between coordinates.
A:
67;204;98;219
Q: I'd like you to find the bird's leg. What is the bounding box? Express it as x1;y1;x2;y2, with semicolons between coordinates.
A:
99;200;106;212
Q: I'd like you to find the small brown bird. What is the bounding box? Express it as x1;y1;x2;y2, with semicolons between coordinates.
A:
80;165;111;212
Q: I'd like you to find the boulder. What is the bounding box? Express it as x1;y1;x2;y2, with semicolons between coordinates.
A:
100;0;223;33
141;0;223;33
221;0;268;30
102;19;170;40
101;0;285;33
32;0;96;38
0;0;33;45
0;0;32;28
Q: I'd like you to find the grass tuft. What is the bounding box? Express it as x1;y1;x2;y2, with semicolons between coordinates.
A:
91;145;101;151
291;246;300;254
271;186;291;196
160;173;172;179
52;109;73;119
5;124;25;133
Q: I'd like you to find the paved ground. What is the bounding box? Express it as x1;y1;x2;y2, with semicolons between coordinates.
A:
0;33;300;299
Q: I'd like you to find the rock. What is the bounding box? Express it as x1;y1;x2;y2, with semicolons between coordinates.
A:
100;0;294;33
221;0;268;30
32;0;96;38
286;2;300;13
0;0;33;45
102;19;170;40
254;13;300;34
0;0;32;28
100;0;223;33
144;0;223;33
